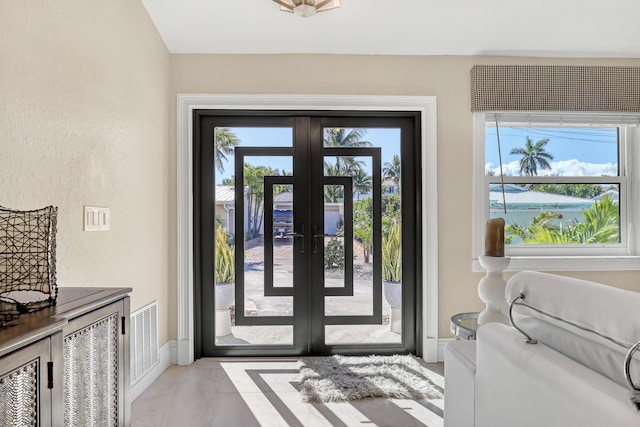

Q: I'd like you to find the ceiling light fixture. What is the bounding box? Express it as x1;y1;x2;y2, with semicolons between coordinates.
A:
273;0;341;18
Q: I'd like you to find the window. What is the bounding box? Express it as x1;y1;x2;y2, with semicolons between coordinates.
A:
474;112;640;271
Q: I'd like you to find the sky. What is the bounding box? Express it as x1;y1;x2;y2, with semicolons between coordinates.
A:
485;126;619;177
215;125;620;182
215;127;402;184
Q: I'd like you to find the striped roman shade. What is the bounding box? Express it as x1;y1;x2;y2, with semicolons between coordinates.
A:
471;65;640;112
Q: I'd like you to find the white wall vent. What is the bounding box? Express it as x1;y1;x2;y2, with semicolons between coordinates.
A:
130;301;159;385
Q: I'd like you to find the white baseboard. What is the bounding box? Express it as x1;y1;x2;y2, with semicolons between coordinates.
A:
131;340;178;401
177;338;194;365
169;339;178;365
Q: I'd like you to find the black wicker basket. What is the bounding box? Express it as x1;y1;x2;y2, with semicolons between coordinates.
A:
0;206;58;327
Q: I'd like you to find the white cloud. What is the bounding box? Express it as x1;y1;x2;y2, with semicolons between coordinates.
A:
485;159;618;177
542;159;618;177
485;160;525;176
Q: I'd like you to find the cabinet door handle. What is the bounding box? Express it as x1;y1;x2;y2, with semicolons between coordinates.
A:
47;361;54;389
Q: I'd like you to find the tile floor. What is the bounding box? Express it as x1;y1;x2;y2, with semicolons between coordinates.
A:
131;357;445;427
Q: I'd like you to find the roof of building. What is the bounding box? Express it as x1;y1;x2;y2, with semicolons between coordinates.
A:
595;188;619;202
215;185;235;204
274;191;293;203
489;184;595;210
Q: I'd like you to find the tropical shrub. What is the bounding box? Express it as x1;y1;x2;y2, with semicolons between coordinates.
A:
505;196;619;244
382;194;401;221
215;226;235;284
524;183;603;199
382;221;402;282
324;238;345;269
353;197;373;263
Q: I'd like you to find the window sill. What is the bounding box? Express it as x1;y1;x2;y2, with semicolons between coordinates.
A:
472;255;640;273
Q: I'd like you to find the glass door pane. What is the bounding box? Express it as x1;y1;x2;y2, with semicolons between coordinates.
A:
320;179;353;295
213;127;296;347
318;127;404;346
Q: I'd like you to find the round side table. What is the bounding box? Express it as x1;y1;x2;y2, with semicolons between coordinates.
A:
450;312;479;340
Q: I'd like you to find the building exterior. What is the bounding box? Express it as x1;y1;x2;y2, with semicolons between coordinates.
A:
215;185;235;235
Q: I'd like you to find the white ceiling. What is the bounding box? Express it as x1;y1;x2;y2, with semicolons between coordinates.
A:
141;0;640;58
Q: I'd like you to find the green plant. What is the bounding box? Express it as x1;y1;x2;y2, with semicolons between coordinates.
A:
382;222;401;282
382;194;401;220
215;226;235;284
214;127;239;174
524;183;603;199
353;197;373;263
383;154;401;192
324;238;345;269
505;197;619;245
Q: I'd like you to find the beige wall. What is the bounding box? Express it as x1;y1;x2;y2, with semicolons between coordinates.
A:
0;1;172;344
170;54;640;338
3;0;640;349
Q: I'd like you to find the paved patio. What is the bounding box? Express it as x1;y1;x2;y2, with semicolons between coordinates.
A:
216;237;401;346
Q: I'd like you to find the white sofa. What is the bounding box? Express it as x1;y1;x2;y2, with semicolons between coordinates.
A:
444;271;640;427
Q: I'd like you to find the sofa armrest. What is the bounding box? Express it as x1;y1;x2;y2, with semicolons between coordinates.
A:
475;323;638;427
444;340;476;427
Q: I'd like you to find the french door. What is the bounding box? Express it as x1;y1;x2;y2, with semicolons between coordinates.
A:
194;111;420;357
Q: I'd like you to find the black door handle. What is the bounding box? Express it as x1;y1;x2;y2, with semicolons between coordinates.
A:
288;225;305;253
313;225;333;253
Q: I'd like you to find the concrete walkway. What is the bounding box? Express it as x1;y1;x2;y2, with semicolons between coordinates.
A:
217;239;401;346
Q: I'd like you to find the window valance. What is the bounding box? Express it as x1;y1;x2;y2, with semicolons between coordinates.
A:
471;65;640;113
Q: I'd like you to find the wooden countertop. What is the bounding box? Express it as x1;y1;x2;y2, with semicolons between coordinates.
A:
0;287;131;357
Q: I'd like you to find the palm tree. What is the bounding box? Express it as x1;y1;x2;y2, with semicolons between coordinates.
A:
214;127;239;174
324;185;343;203
505;197;619;245
324;128;371;148
324;128;371;173
341;156;366;176
509;137;554;176
383;154;401;193
324;162;337;176
322;163;345;202
352;169;372;201
244;163;278;239
570;196;619;243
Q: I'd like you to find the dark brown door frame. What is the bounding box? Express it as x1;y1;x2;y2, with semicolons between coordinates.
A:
193;110;421;358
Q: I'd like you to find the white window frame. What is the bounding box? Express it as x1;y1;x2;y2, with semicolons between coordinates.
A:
473;111;640;272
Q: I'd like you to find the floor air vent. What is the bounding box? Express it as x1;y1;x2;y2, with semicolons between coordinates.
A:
130;301;159;385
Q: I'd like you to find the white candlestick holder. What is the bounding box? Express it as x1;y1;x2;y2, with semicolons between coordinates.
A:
477;255;510;326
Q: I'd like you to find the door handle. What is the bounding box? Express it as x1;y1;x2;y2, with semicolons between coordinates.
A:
313;225;335;253
287;225;305;253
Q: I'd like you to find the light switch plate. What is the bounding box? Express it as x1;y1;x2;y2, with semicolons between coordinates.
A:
84;206;110;231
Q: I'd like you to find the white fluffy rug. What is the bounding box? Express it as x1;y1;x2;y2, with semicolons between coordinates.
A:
297;354;443;403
